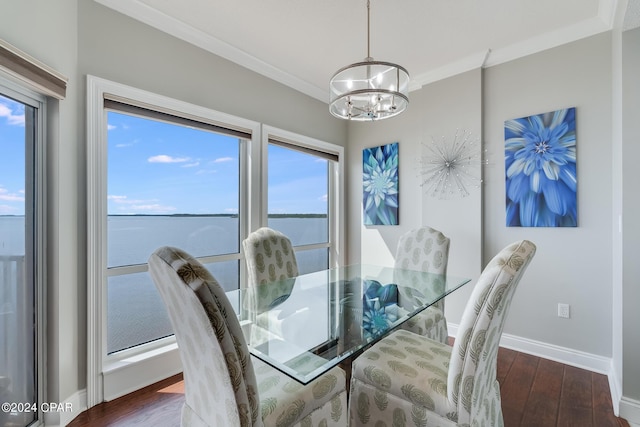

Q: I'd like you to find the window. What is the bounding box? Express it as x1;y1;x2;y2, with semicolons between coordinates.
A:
0;81;45;427
105;109;244;354
264;126;344;272
87;76;259;404
87;77;344;404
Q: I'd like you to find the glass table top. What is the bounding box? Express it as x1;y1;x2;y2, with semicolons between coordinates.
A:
227;264;470;384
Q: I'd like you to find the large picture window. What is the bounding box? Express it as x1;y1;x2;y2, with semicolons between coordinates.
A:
105;109;243;354
87;77;343;405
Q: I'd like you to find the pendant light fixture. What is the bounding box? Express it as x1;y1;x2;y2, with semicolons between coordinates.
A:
329;0;410;121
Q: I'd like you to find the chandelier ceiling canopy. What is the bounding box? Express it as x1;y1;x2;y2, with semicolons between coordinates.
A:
329;0;410;121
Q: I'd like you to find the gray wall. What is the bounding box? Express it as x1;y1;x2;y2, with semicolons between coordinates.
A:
622;26;640;405
3;0;640;421
346;69;483;324
2;0;347;411
483;33;613;356
348;32;615;359
78;1;346;145
0;0;80;407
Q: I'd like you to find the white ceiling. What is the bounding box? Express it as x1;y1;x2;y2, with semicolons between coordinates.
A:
96;0;636;103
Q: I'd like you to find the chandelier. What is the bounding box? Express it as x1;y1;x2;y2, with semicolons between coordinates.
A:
329;0;410;121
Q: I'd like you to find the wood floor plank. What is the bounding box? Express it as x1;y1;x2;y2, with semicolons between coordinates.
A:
557;365;593;426
497;346;518;384
499;352;539;426
519;358;564;427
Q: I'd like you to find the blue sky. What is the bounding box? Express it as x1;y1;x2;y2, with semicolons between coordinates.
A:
107;111;328;215
0;95;26;215
1;96;328;216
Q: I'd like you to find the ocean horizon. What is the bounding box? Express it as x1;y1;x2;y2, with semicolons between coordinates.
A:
1;214;328;353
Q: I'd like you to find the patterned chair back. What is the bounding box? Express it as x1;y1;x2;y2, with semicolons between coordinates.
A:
447;240;536;425
243;227;299;286
149;246;262;427
394;226;450;311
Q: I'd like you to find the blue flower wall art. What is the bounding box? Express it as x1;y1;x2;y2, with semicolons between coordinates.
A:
363;142;399;225
505;107;577;227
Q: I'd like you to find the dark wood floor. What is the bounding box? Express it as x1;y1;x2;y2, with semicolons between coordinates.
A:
68;347;630;427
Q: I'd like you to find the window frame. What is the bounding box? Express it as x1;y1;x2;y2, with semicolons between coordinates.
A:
0;74;47;427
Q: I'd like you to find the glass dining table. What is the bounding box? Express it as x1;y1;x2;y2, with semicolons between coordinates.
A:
226;264;471;385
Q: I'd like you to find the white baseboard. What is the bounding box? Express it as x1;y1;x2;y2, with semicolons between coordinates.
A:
609;361;623;416
44;388;87;427
620;396;640;426
447;323;611;374
447;324;640;422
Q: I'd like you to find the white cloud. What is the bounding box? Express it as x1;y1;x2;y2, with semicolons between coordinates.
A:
148;154;190;163
128;204;176;213
182;162;200;168
108;195;175;213
107;124;117;131
196;169;217;175
0;187;24;202
0;103;25;126
108;195;128;202
319;194;328;202
214;157;233;163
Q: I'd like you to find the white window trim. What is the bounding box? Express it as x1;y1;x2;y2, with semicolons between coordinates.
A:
260;125;345;268
86;75;260;405
0;74;47;426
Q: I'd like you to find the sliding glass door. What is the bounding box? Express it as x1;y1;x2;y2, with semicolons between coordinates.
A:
0;86;43;427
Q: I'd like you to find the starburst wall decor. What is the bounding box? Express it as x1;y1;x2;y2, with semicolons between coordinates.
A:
419;129;486;199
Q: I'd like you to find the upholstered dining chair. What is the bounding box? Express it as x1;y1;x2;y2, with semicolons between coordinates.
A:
394;226;451;343
242;227;302;344
148;246;348;427
349;240;536;427
243;227;299;286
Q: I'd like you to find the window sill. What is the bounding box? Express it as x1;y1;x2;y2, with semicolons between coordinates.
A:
102;342;182;401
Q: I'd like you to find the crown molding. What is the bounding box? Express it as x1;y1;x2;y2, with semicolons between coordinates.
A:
409;50;490;91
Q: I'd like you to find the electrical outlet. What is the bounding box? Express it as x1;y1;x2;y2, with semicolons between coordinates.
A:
558;303;570;319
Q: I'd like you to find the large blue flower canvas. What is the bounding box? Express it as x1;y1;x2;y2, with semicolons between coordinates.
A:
505;107;577;227
363;142;399;225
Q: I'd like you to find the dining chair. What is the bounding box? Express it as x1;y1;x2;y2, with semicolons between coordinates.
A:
148;246;348;427
242;227;302;345
395;226;450;343
349;240;536;427
243;227;298;286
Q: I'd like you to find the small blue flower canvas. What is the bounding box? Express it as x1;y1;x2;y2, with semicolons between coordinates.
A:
363;142;399;225
505;107;577;227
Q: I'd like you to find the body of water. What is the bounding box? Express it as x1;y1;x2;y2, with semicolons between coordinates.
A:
1;215;329;353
